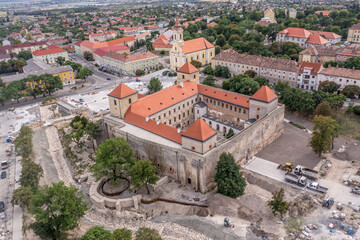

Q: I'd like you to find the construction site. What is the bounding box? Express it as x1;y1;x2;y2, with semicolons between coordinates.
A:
2;85;359;240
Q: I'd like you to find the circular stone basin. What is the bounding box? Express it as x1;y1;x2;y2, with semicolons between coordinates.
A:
101;178;130;196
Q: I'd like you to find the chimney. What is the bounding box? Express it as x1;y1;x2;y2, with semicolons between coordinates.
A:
156;120;160;125
177;128;181;133
180;82;183;88
145;116;149;122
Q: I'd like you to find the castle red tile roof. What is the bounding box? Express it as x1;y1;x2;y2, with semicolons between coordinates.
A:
181;37;214;54
182;119;216;142
250;86;277;103
32;45;67;56
124;110;183;144
177;62;198;74
108;83;137;99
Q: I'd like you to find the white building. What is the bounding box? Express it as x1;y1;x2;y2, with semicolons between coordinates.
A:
297;62;323;90
32;45;69;65
318;67;360;91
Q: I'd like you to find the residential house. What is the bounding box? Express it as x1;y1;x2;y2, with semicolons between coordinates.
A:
297;62;323;90
299;45;339;64
347;23;360;44
79;36;136;55
264;8;275;20
89;31;117;43
0;41;47;54
315;11;332;16
256;17;277;27
335;45;360;62
318;67;360;91
288;8;297;19
93;45;130;66
32;45;69;65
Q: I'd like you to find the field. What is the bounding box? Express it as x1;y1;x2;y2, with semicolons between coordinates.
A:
333;110;360;140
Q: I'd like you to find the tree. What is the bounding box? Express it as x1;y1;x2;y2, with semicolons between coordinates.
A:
77;67;94;79
129;159;158;194
215;34;226;47
147;77;163;94
11;186;33;209
0;87;8;106
202;66;213;75
26;33;33;41
84;51;94;61
7;80;24;103
14;59;26;72
64;60;82;72
55;56;66;66
244;70;256;78
14;125;33;159
353;106;360;115
268;188;289;220
202;76;216;87
342;85;360;98
254;77;269;87
17;50;32;60
318;80;339;93
110;228;132;240
310;115;339;157
326;93;346;109
42;73;63;95
225;128;234;138
215;152;246;198
159;50;165;56
135;227;162;240
90;137;135;183
29;182;88;240
190;60;202;69
20;160;43;189
81;226;111;240
314;101;332;117
136;69;145;76
70;116;99;146
224;75;260;95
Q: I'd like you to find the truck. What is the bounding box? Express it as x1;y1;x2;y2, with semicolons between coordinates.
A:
294;165;318;181
284;173;307;187
307;182;328;194
351;187;360;195
1;161;8;169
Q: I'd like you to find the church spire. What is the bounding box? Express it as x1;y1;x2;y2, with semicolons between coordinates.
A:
174;15;181;29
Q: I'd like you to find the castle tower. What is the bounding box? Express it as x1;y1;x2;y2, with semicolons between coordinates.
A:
177;62;199;84
108;83;138;119
170;16;185;70
249;86;278;120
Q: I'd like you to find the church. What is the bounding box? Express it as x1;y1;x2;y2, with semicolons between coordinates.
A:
103;63;284;192
170;18;215;70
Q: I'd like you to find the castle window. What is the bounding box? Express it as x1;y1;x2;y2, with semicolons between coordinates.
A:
234;107;237;112
128;98;132;104
178;106;180;110
222;103;224;107
202;54;204;58
164;113;166;117
209;145;212;149
170;167;172;172
169;119;172;124
183;113;185;117
169;111;171;115
187;102;189;106
243;109;246;114
182;75;184;79
230;106;232;110
158;116;161;120
191;146;195;151
114;100;117;105
178;115;180;120
174;108;176;112
194;74;196;79
197;55;199;60
257;108;260;111
174;117;176;122
210;52;213;56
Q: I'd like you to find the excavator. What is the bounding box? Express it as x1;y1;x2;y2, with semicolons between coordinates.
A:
224;218;234;228
277;162;294;173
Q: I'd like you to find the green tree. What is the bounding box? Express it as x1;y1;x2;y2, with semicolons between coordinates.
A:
202;75;216;87
224;75;260;95
84;51;94;61
136;69;145;76
11;186;33;209
17;50;32;60
190;60;202;69
26;33;33;41
318;80;339;93
215;34;226;47
342;85;360;98
81;226;111;240
314;101;332;117
42;73;63;95
26;75;44;99
254;77;269;87
90;137;135;183
159;50;165;56
77;67;94;79
29;182;88;240
129;159;158;194
267;188;289;220
64;60;82;72
353;106;360;115
147;77;163;94
7;80;24;103
202;66;213;75
310;115;339;157
225;128;234;138
20;160;43;189
14;125;33;159
110;228;132;240
0;87;9;106
135;227;162;240
244;70;256;78
325;93;346;109
55;56;66;66
14;59;26;72
215;152;246;198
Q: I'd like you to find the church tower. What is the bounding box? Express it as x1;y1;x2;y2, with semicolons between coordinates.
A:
170;16;185;70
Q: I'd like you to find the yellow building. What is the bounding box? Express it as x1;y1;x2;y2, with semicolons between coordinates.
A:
170;18;215;70
347;23;360;43
264;8;275;20
299;45;338;64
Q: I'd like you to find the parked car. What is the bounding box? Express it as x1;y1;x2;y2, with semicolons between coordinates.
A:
1;171;6;179
0;201;4;212
1;161;8;170
94;86;102;90
346;98;351;102
79;98;84;102
136;78;140;82
106;77;111;81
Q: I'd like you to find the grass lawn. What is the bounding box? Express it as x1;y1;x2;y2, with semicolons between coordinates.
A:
333;110;360;140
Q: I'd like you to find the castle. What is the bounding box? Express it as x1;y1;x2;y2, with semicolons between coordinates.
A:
103;63;284;192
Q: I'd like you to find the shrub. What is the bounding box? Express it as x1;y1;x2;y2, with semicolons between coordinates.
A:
353;106;360;115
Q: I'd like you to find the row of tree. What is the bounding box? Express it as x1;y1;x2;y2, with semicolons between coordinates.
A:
0;59;26;74
324;56;360;70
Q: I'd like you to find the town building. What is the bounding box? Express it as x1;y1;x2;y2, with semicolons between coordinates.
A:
318;67;360;91
264;8;275;20
170;18;215;70
89;31;117;43
347;23;360;44
101;51;159;75
287;8;297;19
79;36;136;55
315;11;332;16
297;62;323;90
299;45;339;64
256;17;277;27
103;62;284;192
0;41;47;54
2;59;75;86
276;28;341;47
335;45;360;62
32;45;69;65
93;45;130;67
211;49;299;87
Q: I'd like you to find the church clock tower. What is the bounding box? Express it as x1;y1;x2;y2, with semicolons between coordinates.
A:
170;16;185;70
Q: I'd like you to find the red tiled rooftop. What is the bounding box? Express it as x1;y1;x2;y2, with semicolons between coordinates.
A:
181;37;214;54
298;62;322;76
250;86;277;103
108;83;137;99
306;34;329;45
182;119;216;142
178;62;198;74
32;45;66;56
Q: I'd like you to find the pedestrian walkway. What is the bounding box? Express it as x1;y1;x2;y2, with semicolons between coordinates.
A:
12;156;23;240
